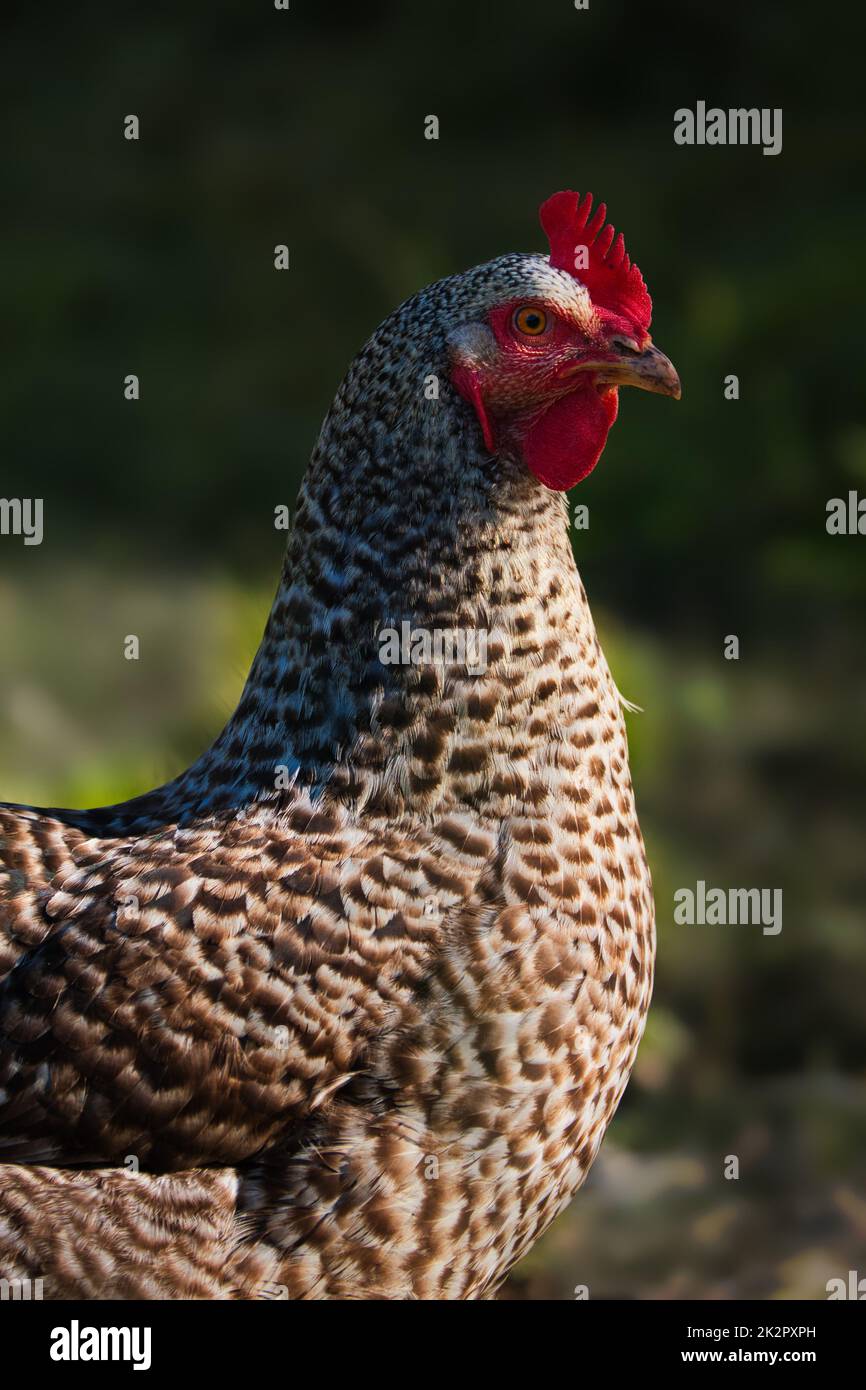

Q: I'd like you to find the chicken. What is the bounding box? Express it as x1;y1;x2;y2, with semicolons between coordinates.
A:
0;189;680;1299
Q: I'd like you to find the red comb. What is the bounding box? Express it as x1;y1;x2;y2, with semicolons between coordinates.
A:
539;190;652;333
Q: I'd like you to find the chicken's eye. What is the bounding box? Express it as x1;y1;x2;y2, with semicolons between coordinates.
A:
513;305;548;337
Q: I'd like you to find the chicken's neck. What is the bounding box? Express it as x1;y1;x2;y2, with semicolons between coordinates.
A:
174;376;613;829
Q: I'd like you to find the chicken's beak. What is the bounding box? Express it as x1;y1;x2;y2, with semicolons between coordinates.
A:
564;341;682;400
596;342;681;399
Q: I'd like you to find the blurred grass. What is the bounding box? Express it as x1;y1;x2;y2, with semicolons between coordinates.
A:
0;570;268;807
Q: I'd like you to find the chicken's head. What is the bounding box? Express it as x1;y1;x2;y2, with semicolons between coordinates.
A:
448;190;680;491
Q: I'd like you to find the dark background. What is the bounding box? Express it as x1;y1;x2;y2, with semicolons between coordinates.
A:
2;1;865;1298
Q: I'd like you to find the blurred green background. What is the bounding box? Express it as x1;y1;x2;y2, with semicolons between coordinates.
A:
2;0;865;1298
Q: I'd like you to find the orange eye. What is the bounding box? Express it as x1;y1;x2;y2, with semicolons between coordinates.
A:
513;305;548;336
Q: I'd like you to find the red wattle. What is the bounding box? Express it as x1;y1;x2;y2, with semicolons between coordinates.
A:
521;384;619;491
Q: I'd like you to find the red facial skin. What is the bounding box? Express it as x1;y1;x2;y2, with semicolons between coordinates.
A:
451;298;649;492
